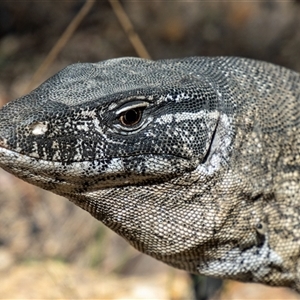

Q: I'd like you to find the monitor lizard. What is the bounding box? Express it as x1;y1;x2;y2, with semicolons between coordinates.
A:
0;56;299;291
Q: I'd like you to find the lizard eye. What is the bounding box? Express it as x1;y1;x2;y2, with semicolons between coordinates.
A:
115;101;149;130
113;100;151;134
119;108;143;127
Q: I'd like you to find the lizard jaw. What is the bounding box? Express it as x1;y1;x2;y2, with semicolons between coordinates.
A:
0;145;67;192
0;144;194;194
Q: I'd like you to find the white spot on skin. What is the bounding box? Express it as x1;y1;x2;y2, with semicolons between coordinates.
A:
51;141;59;149
106;158;124;172
31;122;48;136
81;110;97;118
93;118;104;135
197;113;232;176
108;103;118;110
166;92;190;102
0;137;8;149
29;142;39;158
77;123;89;131
155;110;219;125
197;235;283;281
156;114;173;124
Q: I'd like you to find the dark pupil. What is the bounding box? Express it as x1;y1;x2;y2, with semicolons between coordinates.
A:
122;109;141;126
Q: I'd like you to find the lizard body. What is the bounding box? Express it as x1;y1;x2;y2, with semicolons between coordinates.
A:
0;57;299;290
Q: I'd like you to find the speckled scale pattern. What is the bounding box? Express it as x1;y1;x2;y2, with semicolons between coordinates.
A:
0;56;299;291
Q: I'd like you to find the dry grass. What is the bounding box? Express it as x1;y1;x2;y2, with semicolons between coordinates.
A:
0;260;191;299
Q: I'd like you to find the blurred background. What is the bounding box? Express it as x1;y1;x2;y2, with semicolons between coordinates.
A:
0;1;300;299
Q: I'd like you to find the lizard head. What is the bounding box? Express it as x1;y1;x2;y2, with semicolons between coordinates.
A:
0;57;267;282
0;57;222;193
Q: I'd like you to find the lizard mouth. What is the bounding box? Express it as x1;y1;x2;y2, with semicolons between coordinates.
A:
0;145;56;183
0;144;194;193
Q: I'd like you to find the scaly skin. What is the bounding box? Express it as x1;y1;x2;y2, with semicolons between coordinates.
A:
0;57;299;290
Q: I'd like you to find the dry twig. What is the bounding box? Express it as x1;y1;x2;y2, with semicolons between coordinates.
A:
25;0;95;94
109;0;151;59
